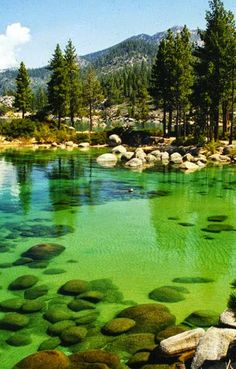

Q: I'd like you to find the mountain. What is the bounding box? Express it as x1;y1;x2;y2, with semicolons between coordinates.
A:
0;27;200;94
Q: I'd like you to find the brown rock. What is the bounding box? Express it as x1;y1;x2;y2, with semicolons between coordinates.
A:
22;243;65;260
69;350;120;369
102;318;136;335
13;350;70;369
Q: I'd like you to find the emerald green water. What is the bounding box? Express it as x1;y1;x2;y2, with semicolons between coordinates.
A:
0;148;236;368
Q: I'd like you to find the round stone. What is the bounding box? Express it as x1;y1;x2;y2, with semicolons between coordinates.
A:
8;275;39;290
102;318;136;335
61;326;87;345
59;279;88;295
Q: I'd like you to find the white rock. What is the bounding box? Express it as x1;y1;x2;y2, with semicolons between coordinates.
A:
183;153;194;162
135;148;146;162
65;141;74;147
198;154;207;163
161;152;169;161
51;142;58;147
220;309;236;328
97;153;118;167
108;134;121;147
160;328;205;356
125;158;143;168
121;152;134;161
112;145;127;154
191;327;236;369
209;154;231;162
170;152;183;164
146;154;157;163
179;161;199;171
78;142;90;148
197;161;206;168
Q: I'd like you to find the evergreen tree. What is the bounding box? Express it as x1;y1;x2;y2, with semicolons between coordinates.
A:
34;87;48;111
14;62;32;119
136;85;150;128
83;67;103;132
64;40;82;126
47;44;68;128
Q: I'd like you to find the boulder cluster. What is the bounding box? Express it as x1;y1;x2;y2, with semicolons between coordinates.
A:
96;134;236;172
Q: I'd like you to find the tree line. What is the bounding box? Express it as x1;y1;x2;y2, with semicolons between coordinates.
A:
14;0;236;142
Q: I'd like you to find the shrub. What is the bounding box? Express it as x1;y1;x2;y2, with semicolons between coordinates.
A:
205;140;222;154
0;119;37;139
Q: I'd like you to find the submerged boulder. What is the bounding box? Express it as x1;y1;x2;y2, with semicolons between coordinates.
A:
125;158;143;168
22;243;65;260
149;286;186;303
97;154;117;167
6;333;32;346
69;350;120;369
13;350;70;369
8;275;39;290
106;333;156;354
61;326;87;345
112;145;126;154
183;310;219;328
59;279;88;295
102;318;136;335
0;313;29;331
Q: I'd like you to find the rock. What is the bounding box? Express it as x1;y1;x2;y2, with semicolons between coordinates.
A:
59;279;88;295
38;337;61;351
0;298;24;312
160;328;205;356
0;313;29;330
172;277;214;284
207;215;228;222
43;268;65;275
112;145;127;154
102;318;136;335
202;224;234;233
74;310;99;325
22;243;65;260
161;152;170;161
146;154;158;163
149;286;186;303
198;154;207;163
69;350;120;369
78;142;90;148
78;290;104;303
108;134;122;147
151;150;162;160
6;333;32;346
106;333;156;354
121;152;134;161
220;309;236;328
47;320;76;336
127;351;150;368
68;299;96;312
156;326;189;343
13;257;33;266
183;153;194;162
65;141;74;147
208;154;231;162
117;304;176;333
183;310;219;328
170;153;183;164
125;158;143;168
61;326;87;345
191;327;236;369
135;148;146;162
179;162;199;171
197;161;206;168
97;154;118;167
8;275;39;290
13;350;70;369
21;300;45;313
24;285;49;300
44;307;72;323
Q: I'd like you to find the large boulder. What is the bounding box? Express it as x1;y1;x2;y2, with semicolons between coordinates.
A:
59;279;88;295
179;161;199;171
161;152;169;161
102;318;136;335
47;320;76;336
112;145;126;155
170;153;183;164
191;327;236;369
24;285;49;300
149;286;186;303
121;152;134;161
156;325;189;343
184;310;219;328
135;148;146;162
160;328;205;356
0;298;24;312
8;275;39;290
125;158;143;168
108;134;122;147
220;309;236;328
22;243;65;260
106;333;156;354
13;350;70;369
44;307;72;323
0;313;29;331
208;154;231;163
69;350;120;369
96;154;118;167
146;154;158;163
78;142;90;148
6;333;32;346
150;150;162;160
117;304;176;333
60;326;87;345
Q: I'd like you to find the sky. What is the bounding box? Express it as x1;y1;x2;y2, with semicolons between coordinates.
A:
0;0;236;69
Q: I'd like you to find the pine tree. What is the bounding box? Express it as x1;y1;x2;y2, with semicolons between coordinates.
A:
47;44;68;129
64;40;82;127
14;62;32;119
83;67;103;133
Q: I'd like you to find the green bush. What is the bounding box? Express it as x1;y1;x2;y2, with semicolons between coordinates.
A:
0;119;38;139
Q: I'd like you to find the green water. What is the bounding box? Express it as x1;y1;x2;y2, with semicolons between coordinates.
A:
0;148;236;368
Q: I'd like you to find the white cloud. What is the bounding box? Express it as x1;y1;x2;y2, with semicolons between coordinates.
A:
0;23;31;70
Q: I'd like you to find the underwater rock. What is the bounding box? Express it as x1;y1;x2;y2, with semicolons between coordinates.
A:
127;351;150;368
13;350;70;369
61;326;87;345
21;300;45;313
183;310;219;328
117;304;176;333
69;350;121;369
59;279;89;295
191;327;236;369
125;158;143;168
38;337;61;351
172;277;214;284
22;243;65;260
219;309;236;328
78;291;104;303
170;153;183;164
160;328;205;355
74;310;99;325
156;325;189;343
0;298;24;312
178;222;195;227
6;333;32;346
44;307;72;323
24;285;49;300
202;224;234;233
102;318;136;335
207;215;228;222
106;333;156;354
47;320;76;336
8;275;39;290
43;268;66;275
13;257;33;266
0;312;29;331
68;299;96;312
149;286;186;303
97;154;118;167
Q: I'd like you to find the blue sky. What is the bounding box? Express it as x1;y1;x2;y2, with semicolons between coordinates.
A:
0;0;236;68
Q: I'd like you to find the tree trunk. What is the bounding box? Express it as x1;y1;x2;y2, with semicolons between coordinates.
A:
163;102;167;137
89;102;93;132
22;109;25;119
168;109;172;137
213;107;219;141
70;109;75;127
222;101;228;138
175;105;180;139
58;114;61;130
229;67;235;145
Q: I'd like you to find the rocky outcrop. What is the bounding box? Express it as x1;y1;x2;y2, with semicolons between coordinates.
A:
160;328;205;355
191;327;236;369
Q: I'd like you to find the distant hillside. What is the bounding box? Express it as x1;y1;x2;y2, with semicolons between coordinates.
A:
0;26;200;94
